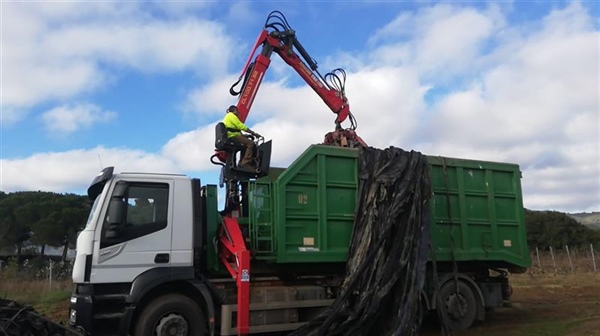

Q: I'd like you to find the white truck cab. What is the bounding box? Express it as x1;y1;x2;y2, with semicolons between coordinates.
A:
69;167;214;336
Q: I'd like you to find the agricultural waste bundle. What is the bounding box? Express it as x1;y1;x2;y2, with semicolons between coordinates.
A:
290;146;439;336
0;298;82;336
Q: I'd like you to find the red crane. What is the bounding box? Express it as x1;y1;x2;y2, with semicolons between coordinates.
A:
229;11;367;148
216;11;367;335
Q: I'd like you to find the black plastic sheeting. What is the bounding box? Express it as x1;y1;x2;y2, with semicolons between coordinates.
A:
290;146;448;336
0;299;82;336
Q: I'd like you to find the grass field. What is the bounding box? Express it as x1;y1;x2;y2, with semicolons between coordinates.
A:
0;279;72;323
2;273;599;335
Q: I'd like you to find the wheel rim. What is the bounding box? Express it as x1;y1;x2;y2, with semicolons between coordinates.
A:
155;313;188;336
445;292;468;320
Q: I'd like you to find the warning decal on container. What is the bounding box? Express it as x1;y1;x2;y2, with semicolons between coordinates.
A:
504;240;512;247
303;237;315;246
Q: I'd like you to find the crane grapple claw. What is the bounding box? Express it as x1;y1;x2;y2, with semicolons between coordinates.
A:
323;129;368;149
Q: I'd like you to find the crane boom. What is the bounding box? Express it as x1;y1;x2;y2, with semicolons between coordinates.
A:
230;11;366;147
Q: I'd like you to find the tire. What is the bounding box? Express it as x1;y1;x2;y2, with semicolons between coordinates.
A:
438;280;478;331
134;294;206;336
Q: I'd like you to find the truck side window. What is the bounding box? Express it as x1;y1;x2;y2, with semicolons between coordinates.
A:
101;183;169;248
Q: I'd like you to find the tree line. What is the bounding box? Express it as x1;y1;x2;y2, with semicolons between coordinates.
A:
0;190;598;262
525;209;600;249
0;191;89;262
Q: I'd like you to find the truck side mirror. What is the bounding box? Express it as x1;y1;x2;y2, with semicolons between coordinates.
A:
113;181;128;197
107;181;128;226
105;223;121;239
107;198;125;225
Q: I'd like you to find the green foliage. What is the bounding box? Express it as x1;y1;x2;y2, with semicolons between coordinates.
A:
0;258;20;279
0;256;74;282
525;209;600;249
0;191;90;261
38;288;72;304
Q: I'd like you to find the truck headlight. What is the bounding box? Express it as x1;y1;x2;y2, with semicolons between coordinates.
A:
69;309;77;324
70;296;77;304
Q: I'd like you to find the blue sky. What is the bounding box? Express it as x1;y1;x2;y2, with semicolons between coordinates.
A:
1;1;598;213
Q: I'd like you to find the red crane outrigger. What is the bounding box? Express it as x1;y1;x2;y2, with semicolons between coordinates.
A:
215;11;367;335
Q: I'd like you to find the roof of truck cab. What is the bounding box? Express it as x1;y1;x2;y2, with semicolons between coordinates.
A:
115;172;190;179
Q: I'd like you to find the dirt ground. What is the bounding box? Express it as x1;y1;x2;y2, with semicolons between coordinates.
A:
8;273;600;335
422;273;600;336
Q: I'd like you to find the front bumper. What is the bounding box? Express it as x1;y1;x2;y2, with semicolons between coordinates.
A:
69;292;94;332
69;284;137;336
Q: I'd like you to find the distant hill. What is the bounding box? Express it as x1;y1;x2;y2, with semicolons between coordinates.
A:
526;209;600;248
569;212;600;230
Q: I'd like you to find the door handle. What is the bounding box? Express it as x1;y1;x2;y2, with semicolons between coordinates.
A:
154;253;170;264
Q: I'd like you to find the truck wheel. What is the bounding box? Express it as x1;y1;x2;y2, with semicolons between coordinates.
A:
438;280;478;331
134;294;206;336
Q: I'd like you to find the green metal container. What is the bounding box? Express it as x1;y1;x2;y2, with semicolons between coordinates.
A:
427;156;530;268
249;146;358;263
248;145;530;269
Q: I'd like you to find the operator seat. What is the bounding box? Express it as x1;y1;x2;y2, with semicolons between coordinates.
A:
213;122;272;181
215;122;245;153
214;122;255;178
214;122;248;171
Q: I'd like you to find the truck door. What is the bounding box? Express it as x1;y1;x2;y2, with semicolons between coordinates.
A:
90;180;173;283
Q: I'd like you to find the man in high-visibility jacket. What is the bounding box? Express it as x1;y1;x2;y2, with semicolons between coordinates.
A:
223;105;261;169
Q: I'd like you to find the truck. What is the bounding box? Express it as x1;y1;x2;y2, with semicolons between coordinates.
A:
68;11;531;336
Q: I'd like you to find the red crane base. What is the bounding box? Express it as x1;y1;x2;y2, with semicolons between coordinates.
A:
219;216;250;336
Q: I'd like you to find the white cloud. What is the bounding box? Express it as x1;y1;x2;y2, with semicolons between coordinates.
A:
183;75;241;118
41;103;117;135
418;2;599;212
226;1;261;26
367;4;503;77
2;2;234;115
39;20;232;75
413;7;496;74
368;12;413;44
425;4;598;148
524;143;599;212
2;107;28;127
0;147;179;193
161;124;220;171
